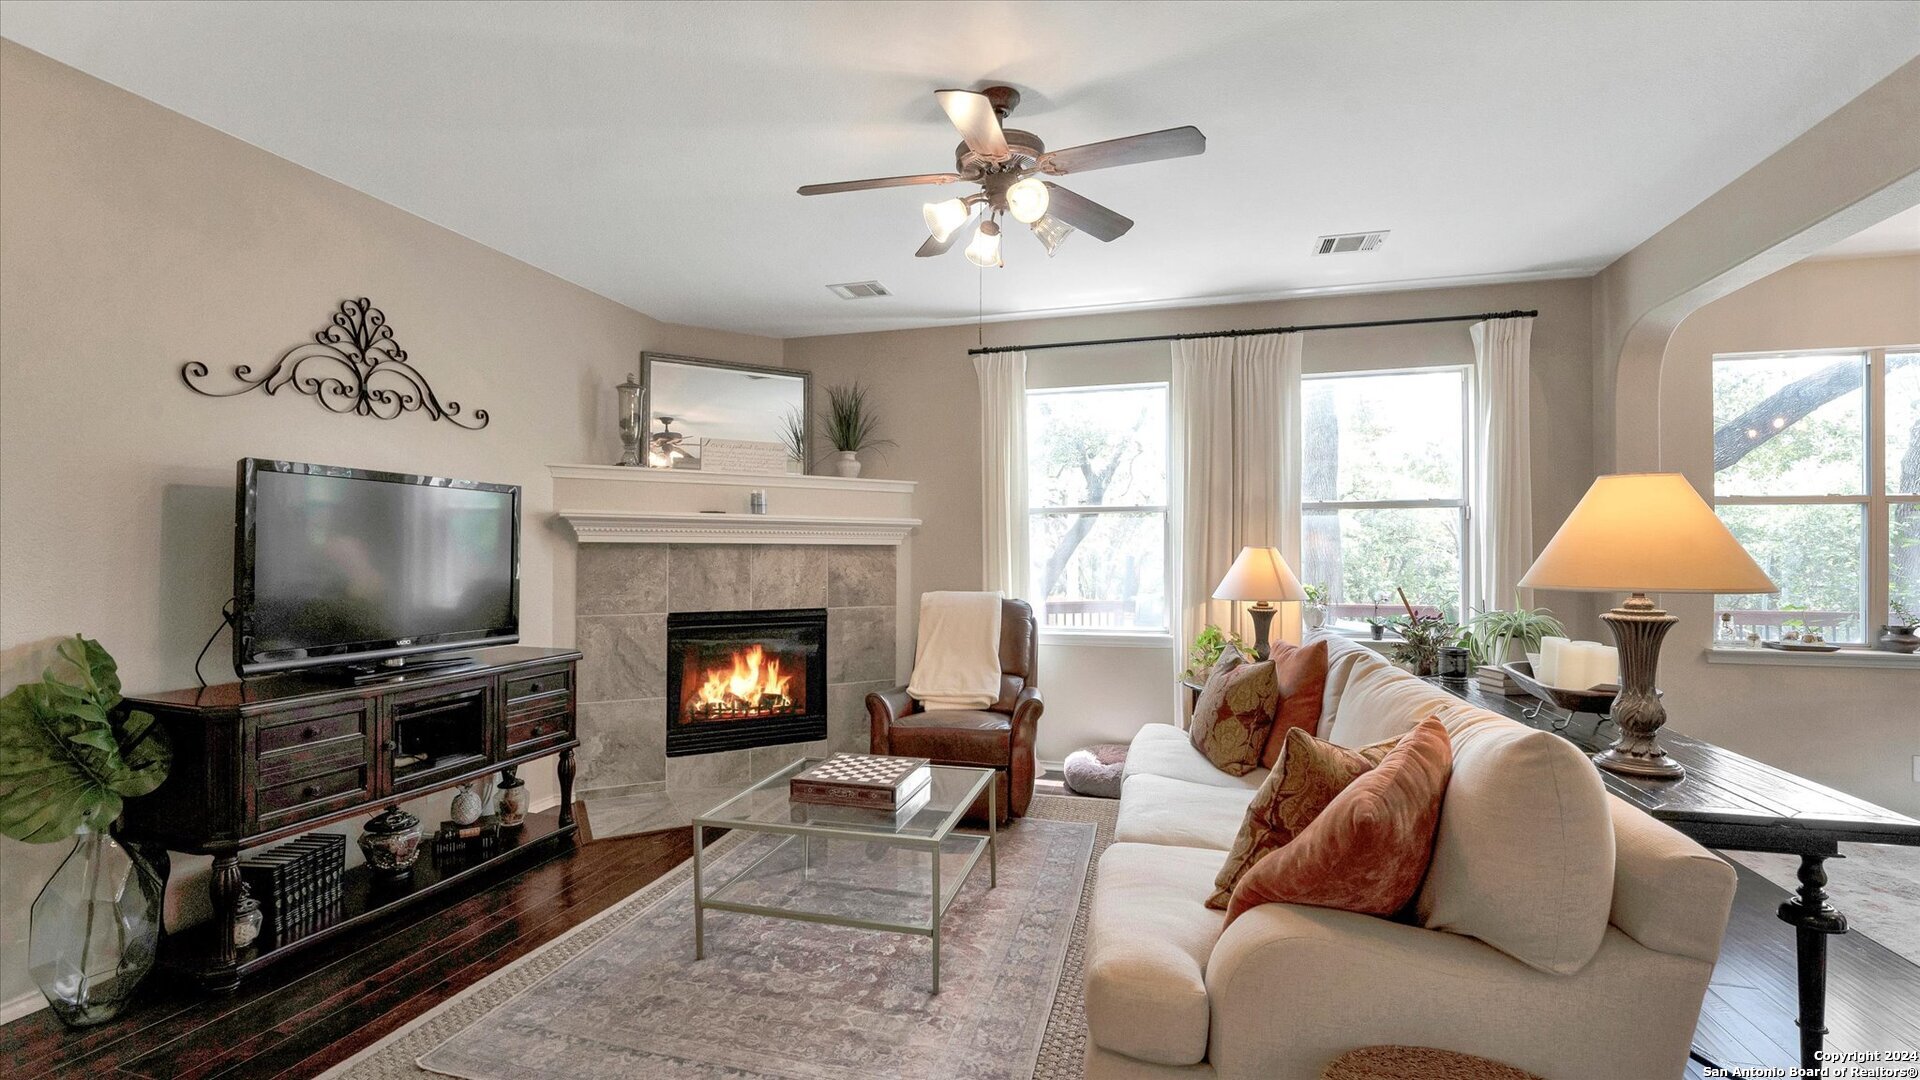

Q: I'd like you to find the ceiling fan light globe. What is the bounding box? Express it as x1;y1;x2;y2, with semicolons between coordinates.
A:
922;197;971;243
1031;214;1074;256
1006;176;1050;224
965;220;1003;268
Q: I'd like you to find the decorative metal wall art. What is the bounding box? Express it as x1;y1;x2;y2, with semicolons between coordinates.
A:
181;298;490;429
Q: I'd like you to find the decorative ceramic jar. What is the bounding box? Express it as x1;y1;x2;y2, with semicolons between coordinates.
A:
831;450;862;478
1877;624;1920;654
232;882;263;950
449;782;483;826
357;806;422;877
496;769;528;829
28;825;163;1027
1438;646;1473;680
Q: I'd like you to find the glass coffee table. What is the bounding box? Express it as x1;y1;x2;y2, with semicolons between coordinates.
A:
692;758;996;993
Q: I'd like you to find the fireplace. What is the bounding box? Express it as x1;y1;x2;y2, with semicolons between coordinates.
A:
665;608;828;756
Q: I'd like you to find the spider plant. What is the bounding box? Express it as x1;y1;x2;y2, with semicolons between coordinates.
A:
1466;601;1567;667
822;382;895;454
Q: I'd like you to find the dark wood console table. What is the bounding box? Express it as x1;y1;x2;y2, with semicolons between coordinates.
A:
1429;677;1920;1074
120;646;581;991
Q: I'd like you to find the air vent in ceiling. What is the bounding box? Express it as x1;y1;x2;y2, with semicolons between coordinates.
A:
826;280;892;299
1313;231;1389;255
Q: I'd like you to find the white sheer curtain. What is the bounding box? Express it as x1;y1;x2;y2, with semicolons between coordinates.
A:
1172;333;1302;664
974;350;1029;598
1469;316;1535;614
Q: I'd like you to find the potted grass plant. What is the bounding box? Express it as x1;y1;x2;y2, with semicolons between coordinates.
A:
0;636;172;1026
1465;601;1567;667
821;381;894;478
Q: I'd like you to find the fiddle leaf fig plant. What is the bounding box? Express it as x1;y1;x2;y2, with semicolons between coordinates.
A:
0;636;170;843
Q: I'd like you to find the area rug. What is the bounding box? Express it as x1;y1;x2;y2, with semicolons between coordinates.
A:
1728;844;1920;965
324;794;1117;1080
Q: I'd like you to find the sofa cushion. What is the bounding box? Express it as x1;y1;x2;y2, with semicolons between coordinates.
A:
1116;774;1254;850
1085;842;1227;1067
884;708;1009;764
1313;632;1397;735
1415;716;1616;975
1208;726;1400;908
1126;724;1268;790
1326;658;1480;747
1188;658;1281;775
1258;639;1330;768
1226;717;1452;926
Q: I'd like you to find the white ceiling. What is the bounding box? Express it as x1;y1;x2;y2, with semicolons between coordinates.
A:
1808;204;1920;260
3;1;1917;338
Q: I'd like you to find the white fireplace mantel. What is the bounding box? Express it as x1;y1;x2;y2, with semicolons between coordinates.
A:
550;464;919;546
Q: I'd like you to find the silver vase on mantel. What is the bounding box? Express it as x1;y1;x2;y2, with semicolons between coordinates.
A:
616;372;649;467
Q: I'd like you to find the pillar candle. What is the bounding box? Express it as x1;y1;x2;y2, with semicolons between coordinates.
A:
1538;637;1569;686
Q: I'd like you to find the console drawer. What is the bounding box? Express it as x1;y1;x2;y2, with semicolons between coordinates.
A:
504;667;571;705
257;764;369;825
258;706;368;756
506;706;571;751
257;735;366;789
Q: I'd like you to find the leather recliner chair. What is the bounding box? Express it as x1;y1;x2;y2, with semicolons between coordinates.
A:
866;598;1042;823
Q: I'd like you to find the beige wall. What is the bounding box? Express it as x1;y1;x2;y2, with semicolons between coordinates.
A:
0;41;779;1013
1658;254;1920;815
784;277;1602;759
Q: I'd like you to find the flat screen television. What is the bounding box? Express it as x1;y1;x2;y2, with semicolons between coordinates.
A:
234;459;520;677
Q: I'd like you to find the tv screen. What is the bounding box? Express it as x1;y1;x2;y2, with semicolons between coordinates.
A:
235;460;520;675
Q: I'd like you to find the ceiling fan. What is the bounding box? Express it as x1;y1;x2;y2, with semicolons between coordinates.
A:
797;86;1205;267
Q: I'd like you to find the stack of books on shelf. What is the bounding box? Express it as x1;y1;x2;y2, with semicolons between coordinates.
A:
789;753;933;829
238;832;345;941
1476;664;1528;697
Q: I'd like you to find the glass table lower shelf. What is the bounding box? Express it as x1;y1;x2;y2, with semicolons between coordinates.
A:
691;758;997;993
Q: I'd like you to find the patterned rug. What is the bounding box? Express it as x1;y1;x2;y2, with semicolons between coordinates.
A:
323;795;1117;1080
1728;843;1920;965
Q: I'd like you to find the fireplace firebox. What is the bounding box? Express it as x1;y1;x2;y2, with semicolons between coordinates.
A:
665;608;827;756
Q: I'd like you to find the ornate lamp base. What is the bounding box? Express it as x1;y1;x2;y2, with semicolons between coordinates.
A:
1245;602;1278;661
1597;593;1685;780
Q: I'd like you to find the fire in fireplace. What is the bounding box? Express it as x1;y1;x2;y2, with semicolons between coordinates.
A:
666;608;827;756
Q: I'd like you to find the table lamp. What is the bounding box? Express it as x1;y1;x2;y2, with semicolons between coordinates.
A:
1213;546;1308;661
1519;473;1776;779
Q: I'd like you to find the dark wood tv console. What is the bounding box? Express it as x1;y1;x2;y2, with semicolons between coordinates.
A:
119;646;581;991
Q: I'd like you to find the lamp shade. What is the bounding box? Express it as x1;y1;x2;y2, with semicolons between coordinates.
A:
1519;473;1776;594
1213;546;1308;602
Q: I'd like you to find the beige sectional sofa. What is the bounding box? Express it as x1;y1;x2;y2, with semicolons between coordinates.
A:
1084;632;1737;1080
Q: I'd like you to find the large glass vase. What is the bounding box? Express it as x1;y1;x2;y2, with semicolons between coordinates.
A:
28;826;164;1027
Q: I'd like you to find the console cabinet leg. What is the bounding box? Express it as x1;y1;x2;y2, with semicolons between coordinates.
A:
557;747;577;828
1778;851;1848;1075
205;849;243;992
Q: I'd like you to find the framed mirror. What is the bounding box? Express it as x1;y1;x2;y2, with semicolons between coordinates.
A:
640;353;812;472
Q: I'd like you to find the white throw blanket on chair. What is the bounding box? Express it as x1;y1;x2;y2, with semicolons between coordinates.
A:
907;591;1003;711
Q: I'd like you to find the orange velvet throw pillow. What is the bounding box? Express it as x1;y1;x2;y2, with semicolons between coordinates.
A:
1225;716;1453;927
1207;726;1399;909
1258;639;1330;768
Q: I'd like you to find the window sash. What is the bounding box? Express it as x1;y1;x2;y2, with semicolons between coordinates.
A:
1711;346;1916;646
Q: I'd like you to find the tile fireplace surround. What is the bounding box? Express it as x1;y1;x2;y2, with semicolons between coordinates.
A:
553;465;919;831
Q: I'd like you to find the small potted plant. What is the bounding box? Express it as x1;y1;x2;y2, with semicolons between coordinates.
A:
0;637;172;1026
1389;613;1461;677
1365;617;1388;640
779;405;809;474
1182;624;1249;681
821;381;894;478
1879;600;1919;654
1302;584;1330;630
1465;601;1567;668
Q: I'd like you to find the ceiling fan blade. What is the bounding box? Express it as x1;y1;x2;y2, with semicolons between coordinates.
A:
1040;126;1206;176
935;89;1011;162
797;173;961;196
1042;184;1133;242
915;232;956;258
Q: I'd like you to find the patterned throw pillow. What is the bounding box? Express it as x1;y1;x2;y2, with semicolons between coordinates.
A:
1207;726;1400;908
1188;656;1280;776
1226;716;1454;926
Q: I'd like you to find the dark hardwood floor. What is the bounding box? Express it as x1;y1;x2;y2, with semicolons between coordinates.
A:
4;813;1914;1078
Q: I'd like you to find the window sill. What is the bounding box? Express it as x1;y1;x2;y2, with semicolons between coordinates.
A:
1703;646;1920;670
1039;631;1174;649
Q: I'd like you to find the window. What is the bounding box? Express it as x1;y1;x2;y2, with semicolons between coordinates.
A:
1711;349;1920;645
1027;383;1170;633
1300;368;1470;632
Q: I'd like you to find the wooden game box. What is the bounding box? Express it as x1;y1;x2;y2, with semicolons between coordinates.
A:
789;753;932;810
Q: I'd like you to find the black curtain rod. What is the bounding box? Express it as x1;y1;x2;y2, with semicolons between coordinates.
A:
964;309;1539;356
